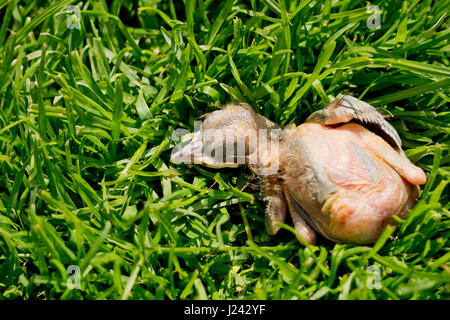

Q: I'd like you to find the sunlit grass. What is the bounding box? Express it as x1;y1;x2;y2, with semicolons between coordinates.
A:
0;0;449;300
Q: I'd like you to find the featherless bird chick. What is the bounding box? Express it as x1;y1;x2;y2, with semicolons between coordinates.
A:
171;96;427;245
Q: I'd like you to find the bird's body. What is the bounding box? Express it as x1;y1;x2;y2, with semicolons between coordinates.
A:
171;95;426;245
279;122;424;244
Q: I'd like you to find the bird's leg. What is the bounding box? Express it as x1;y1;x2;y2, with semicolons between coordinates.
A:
283;189;316;245
259;173;287;236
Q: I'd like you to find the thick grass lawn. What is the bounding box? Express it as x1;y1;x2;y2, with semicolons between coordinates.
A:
0;0;449;300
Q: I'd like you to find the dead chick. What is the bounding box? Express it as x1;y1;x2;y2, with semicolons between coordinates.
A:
171;95;426;245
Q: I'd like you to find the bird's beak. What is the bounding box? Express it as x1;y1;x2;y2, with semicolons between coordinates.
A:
170;132;203;164
170;131;240;168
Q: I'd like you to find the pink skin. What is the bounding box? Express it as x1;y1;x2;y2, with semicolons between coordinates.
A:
282;123;426;244
170;102;427;245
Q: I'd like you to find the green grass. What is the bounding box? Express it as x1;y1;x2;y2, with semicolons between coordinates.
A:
0;0;449;300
